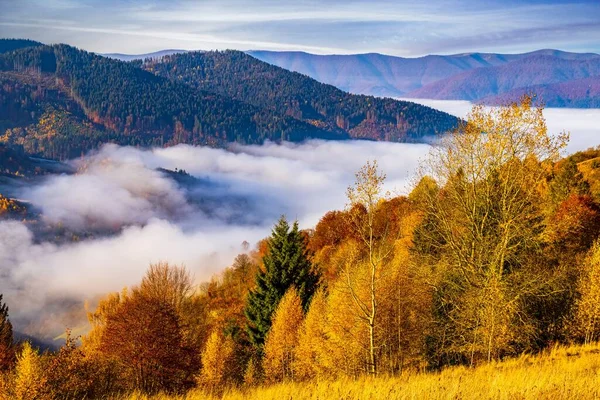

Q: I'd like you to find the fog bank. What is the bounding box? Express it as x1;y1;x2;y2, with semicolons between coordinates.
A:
0;140;429;341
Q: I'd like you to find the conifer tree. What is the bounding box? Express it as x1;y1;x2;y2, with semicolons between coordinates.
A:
245;216;319;349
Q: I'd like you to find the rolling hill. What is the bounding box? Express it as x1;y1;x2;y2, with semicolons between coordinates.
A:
0;39;459;160
145;50;458;142
249;50;600;107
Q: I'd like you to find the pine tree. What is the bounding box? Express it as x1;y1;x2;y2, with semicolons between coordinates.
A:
245;216;319;349
0;294;14;371
262;288;304;383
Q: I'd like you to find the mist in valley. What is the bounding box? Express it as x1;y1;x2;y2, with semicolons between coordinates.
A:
1;102;599;346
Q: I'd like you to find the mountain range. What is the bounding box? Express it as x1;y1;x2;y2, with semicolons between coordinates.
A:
249;50;600;108
0;39;458;160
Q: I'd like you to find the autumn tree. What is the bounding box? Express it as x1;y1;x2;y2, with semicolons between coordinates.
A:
323;258;370;377
82;289;128;354
13;342;45;400
0;295;14;371
417;96;568;365
262;288;304;383
43;330;120;399
344;160;395;376
245;216;319;349
549;158;589;207
98;292;197;394
138;261;193;315
198;329;236;389
293;288;329;380
572;241;600;344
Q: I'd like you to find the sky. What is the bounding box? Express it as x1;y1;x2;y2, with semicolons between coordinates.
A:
0;0;599;56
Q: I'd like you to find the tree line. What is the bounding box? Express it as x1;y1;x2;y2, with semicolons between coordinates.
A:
2;97;600;398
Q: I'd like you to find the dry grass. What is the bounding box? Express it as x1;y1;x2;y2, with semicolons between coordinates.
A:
130;342;600;400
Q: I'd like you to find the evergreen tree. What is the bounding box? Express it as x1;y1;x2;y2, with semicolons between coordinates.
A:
245;216;319;349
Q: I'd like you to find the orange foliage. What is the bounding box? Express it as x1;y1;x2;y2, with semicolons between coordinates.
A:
98;292;198;394
548;194;600;252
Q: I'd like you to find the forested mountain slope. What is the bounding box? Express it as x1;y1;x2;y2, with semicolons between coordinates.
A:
0;43;343;159
144;50;460;142
0;40;460;160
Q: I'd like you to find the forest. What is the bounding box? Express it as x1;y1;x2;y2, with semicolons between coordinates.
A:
0;39;459;160
1;97;600;399
145;50;458;141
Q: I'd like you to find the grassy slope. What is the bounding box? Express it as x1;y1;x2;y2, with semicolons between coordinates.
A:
132;343;600;400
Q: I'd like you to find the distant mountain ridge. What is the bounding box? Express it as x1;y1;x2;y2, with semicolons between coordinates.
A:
248;49;600;108
103;49;189;61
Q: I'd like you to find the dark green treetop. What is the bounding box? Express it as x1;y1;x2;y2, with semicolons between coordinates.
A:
244;216;319;349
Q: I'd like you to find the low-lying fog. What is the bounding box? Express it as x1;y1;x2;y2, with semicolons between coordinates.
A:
404;99;600;154
1;101;600;343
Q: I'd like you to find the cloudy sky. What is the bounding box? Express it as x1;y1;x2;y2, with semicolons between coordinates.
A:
0;0;598;56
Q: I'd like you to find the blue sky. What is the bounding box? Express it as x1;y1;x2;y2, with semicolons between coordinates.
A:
0;0;599;56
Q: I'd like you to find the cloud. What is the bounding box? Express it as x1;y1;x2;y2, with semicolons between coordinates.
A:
20;153;192;230
1;0;598;55
400;99;600;154
1;104;599;342
0;139;429;341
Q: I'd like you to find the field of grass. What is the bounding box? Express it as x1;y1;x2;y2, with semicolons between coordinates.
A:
130;342;600;400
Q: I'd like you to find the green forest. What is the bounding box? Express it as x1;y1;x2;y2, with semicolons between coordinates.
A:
0;39;458;160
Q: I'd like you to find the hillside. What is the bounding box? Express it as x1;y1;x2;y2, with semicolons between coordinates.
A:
0;39;43;54
103;49;188;62
146;50;459;141
481;76;600;108
1;99;600;398
179;343;600;400
249;50;600;107
0;43;344;159
407;55;600;105
0;41;460;160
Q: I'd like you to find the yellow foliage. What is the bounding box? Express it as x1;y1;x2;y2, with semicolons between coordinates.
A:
419;96;568;363
573;241;600;343
324;261;369;377
169;342;600;400
262;288;304;383
14;342;45;400
0;195;25;216
292;288;328;380
82;288;128;355
198;329;235;388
